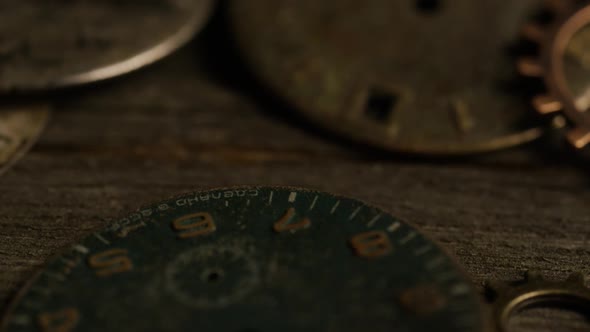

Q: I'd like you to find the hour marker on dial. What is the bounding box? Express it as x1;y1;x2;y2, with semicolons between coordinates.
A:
533;95;563;114
517;57;544;77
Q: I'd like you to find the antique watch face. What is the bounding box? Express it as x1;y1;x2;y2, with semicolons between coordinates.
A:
229;0;544;155
1;187;486;332
0;0;214;92
0;105;49;176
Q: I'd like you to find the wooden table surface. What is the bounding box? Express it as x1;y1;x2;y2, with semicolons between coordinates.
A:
1;9;590;332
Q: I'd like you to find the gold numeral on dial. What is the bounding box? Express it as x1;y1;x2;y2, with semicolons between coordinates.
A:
273;207;311;233
38;307;79;332
350;231;393;259
172;212;216;239
88;249;133;277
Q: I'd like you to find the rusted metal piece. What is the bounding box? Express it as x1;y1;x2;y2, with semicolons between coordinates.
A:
522;0;590;149
485;271;590;332
230;0;544;155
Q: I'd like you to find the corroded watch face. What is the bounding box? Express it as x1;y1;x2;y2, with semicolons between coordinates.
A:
1;187;486;332
230;0;544;155
0;0;214;92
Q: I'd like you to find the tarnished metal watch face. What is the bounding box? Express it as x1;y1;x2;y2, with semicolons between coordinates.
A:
0;105;49;175
230;0;544;155
0;0;214;92
1;187;485;332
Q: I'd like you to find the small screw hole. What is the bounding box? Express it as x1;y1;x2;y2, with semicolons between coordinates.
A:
364;87;398;122
201;268;224;283
208;272;221;282
415;0;442;14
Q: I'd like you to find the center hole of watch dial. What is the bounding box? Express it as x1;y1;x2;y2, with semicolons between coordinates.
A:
415;0;442;14
364;87;399;122
202;268;224;283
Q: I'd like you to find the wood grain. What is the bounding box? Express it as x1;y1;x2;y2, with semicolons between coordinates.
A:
1;12;590;331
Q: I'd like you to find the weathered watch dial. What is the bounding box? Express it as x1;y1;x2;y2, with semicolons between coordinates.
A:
230;0;544;155
1;187;485;332
0;0;214;92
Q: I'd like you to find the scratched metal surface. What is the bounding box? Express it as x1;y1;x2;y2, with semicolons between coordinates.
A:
0;4;589;332
230;0;546;154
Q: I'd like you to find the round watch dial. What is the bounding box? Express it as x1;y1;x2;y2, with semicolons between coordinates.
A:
1;187;485;332
0;0;214;92
229;0;543;155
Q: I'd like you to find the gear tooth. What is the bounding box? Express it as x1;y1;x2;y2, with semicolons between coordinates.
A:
566;272;586;285
517;57;544;77
566;127;590;149
521;23;546;43
533;95;563;114
525;271;545;282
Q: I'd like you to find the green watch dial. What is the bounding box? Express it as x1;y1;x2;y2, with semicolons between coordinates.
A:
2;187;485;332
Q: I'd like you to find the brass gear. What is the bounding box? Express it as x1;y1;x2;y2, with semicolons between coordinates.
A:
518;0;590;149
485;271;590;332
